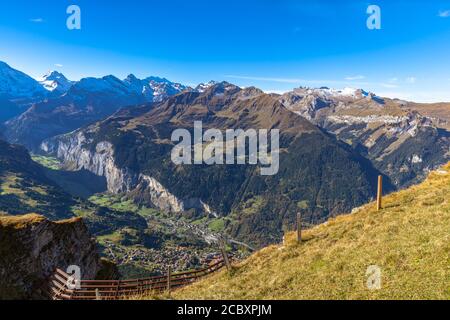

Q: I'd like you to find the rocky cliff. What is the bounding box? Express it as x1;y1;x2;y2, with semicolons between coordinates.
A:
41;131;204;214
0;214;102;300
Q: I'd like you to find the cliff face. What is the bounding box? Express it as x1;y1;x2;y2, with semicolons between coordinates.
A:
0;214;102;300
42;132;137;194
41;132;208;214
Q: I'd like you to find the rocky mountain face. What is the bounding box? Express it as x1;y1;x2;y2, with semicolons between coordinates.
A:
280;87;450;187
0;61;190;150
0;214;102;299
42;82;391;247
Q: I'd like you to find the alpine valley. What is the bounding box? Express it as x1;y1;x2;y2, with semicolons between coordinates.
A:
0;61;449;279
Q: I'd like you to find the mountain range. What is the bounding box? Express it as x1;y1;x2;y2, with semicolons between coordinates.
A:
0;60;449;248
41;82;392;246
0;62;190;150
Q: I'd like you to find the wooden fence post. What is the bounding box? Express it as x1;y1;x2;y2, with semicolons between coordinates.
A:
167;266;172;293
115;280;120;299
95;288;101;300
297;212;302;243
377;175;383;211
220;240;232;271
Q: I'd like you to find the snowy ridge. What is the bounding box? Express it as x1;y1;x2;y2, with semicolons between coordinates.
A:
123;74;189;102
195;81;218;93
39;71;73;93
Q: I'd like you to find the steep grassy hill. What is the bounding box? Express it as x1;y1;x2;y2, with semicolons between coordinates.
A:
0;139;146;234
171;163;450;300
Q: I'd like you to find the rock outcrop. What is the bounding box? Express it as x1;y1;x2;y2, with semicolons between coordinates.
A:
0;214;102;300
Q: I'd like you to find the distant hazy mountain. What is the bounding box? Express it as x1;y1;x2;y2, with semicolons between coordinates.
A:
0;62;48;122
0;61;47;101
39;70;73;94
123;74;189;102
3;69;189;150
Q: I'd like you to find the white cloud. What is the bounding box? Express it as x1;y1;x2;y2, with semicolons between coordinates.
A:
30;18;45;23
345;75;365;81
264;89;289;95
406;77;417;84
225;75;371;86
438;10;450;18
381;83;399;88
54;64;63;68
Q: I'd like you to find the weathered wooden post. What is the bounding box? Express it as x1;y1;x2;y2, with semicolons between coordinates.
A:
297;212;302;243
377;175;383;211
95;288;101;300
220;240;232;271
167;266;172;293
114;280;121;299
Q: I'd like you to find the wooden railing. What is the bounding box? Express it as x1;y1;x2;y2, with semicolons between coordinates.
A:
47;259;227;300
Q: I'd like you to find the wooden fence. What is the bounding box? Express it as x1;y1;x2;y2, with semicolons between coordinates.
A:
48;259;227;300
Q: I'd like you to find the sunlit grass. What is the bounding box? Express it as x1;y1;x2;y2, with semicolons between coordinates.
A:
88;193;160;218
159;164;450;300
31;155;62;170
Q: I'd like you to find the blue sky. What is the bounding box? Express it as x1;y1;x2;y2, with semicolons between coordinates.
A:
0;0;450;102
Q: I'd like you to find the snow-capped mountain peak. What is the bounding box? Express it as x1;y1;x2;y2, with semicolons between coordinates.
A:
195;81;218;93
291;86;375;101
123;75;188;102
39;71;73;93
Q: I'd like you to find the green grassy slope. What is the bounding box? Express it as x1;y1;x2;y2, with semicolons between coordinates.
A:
171;164;450;300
